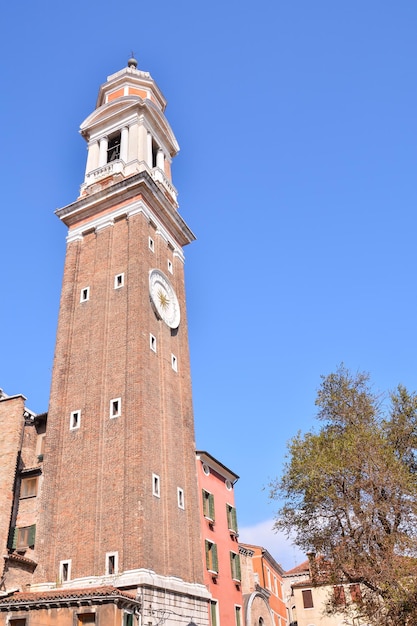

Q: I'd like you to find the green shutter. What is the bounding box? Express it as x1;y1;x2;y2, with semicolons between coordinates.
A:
209;493;215;521
212;543;218;573
210;602;217;626
28;524;36;547
202;489;207;515
235;606;241;626
205;540;218;573
231;506;238;532
205;540;210;568
235;553;241;580
124;614;134;626
227;505;238;532
7;526;17;550
230;551;241;580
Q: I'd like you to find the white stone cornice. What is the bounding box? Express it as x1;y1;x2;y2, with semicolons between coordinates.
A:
65;199;185;262
30;568;211;600
57;171;194;249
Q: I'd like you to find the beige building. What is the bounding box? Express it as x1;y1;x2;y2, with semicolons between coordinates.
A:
283;557;368;626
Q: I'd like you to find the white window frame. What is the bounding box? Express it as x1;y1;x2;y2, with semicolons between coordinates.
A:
149;236;154;252
80;287;90;302
59;559;72;583
152;473;160;498
114;273;125;289
105;551;118;575
177;487;185;509
150;333;157;352
110;398;121;418
70;410;81;430
171;354;177;372
167;259;173;274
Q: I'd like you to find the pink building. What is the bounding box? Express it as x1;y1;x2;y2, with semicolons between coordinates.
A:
196;452;243;626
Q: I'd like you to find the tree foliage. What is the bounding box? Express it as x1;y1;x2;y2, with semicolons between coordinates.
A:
271;366;417;625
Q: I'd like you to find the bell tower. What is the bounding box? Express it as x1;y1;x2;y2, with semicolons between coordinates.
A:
34;58;209;622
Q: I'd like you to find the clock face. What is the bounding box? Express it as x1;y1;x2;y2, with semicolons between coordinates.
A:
149;269;181;329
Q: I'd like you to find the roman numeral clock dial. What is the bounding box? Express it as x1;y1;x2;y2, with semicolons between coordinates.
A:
149;269;181;329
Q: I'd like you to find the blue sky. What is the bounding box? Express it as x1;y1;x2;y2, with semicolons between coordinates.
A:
2;2;417;569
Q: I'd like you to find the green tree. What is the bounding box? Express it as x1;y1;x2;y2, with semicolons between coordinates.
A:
271;366;417;625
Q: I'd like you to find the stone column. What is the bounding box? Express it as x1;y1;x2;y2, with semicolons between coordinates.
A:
120;126;129;163
98;136;108;166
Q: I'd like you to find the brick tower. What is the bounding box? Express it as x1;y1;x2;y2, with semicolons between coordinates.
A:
29;58;209;624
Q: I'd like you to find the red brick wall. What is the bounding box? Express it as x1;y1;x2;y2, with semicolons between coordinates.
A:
36;198;203;587
0;396;25;561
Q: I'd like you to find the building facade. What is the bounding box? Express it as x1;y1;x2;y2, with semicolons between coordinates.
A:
283;557;368;626
196;452;242;626
0;58;209;626
239;544;287;626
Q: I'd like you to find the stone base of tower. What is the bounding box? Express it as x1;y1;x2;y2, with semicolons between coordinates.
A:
0;570;211;626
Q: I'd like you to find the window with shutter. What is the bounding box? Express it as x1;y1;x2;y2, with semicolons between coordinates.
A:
302;589;314;609
235;606;242;626
14;525;36;549
123;613;134;626
205;540;218;573
226;504;238;533
230;551;241;581
210;601;218;626
202;490;215;521
350;583;362;603
334;585;346;606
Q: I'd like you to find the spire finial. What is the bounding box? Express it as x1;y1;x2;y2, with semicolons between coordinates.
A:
128;53;138;69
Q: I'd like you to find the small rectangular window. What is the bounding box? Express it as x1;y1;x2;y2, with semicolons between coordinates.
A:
171;354;177;372
167;259;173;274
70;410;81;430
77;614;96;625
114;273;124;289
230;551;241;581
80;287;90;302
205;540;218;573
235;606;242;626
9;619;27;626
110;398;121;418
106;551;118;575
59;559;71;582
149;237;154;252
152;473;160;498
202;489;215;521
302;589;314;609
150;334;157;352
177;487;184;509
20;476;38;499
